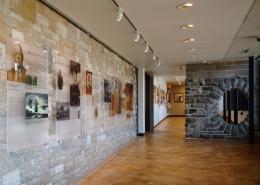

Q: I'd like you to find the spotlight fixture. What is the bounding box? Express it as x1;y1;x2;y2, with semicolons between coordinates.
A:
180;24;194;30
134;31;140;42
116;7;124;22
183;38;195;43
153;53;157;61
177;3;193;10
144;43;149;53
186;48;196;52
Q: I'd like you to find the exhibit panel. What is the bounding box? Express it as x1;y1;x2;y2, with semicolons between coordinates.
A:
7;43;50;151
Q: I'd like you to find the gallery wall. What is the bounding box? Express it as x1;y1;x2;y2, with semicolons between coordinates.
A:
153;76;167;126
0;0;137;185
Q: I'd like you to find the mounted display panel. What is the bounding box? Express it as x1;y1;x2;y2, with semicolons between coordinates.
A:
7;43;49;151
55;55;80;140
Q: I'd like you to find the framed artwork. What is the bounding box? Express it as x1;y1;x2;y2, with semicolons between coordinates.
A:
25;93;48;119
174;93;184;103
56;102;70;120
125;83;133;111
86;71;92;95
70;60;80;106
111;79;122;115
104;79;112;103
26;75;37;86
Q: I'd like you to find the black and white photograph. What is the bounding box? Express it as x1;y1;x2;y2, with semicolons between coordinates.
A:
25;93;48;119
56;102;70;120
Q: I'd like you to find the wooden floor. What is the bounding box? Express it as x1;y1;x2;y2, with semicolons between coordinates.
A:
79;117;260;185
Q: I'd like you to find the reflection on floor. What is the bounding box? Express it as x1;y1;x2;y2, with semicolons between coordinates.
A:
79;117;260;185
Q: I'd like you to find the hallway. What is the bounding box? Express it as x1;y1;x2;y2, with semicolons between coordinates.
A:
79;117;260;185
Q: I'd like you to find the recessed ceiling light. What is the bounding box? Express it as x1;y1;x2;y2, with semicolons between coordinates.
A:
180;24;195;29
183;38;195;43
177;3;193;10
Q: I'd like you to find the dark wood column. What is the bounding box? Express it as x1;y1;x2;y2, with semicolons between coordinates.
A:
249;56;255;144
223;92;227;121
233;89;238;125
227;90;232;124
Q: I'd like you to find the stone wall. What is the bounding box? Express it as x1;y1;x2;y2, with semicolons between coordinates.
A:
0;0;137;185
185;62;249;139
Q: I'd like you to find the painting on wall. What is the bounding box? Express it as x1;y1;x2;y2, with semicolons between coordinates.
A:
25;93;48;119
174;93;184;103
70;60;80;106
160;89;166;104
125;83;133;112
104;79;112;103
57;69;63;90
7;44;27;83
0;42;6;70
26;75;37;86
86;70;92;95
111;79;122;115
56;102;70;120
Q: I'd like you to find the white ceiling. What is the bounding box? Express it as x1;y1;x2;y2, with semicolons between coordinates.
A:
225;0;260;60
45;0;256;77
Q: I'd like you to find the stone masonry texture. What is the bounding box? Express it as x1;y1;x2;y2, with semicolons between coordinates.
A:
185;62;249;139
0;0;137;185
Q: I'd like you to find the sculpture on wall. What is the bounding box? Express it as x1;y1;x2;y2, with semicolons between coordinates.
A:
7;44;27;83
57;69;63;90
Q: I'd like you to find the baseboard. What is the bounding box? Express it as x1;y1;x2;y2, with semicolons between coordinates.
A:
154;116;168;128
137;133;145;136
168;115;185;117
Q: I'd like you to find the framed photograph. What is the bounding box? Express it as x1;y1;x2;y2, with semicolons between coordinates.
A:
104;79;112;103
86;71;92;95
25;93;48;119
56;102;70;121
174;93;184;103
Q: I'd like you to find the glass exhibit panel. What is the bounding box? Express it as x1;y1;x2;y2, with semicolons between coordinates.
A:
7;43;49;151
55;56;80;140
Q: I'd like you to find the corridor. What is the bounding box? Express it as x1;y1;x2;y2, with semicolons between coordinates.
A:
79;117;260;185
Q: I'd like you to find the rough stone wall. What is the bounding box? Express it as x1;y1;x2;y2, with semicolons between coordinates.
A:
185;62;249;139
0;1;137;185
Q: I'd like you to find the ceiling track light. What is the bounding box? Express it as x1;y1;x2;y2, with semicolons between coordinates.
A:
153;53;157;61
144;43;149;53
180;24;195;30
177;3;193;10
183;38;195;43
156;60;161;67
116;7;124;22
134;31;140;42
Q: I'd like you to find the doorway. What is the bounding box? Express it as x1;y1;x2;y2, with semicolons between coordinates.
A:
145;73;154;132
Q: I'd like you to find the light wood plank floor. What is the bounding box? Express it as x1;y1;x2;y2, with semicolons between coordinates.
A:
79;117;260;185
